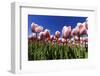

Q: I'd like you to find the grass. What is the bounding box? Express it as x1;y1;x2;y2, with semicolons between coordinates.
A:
28;41;88;61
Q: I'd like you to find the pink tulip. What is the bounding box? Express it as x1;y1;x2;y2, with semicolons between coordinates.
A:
62;26;68;38
57;38;66;46
38;29;51;42
70;28;78;45
77;23;82;27
44;29;50;40
74;36;78;41
35;26;43;33
71;28;77;37
61;38;66;44
50;35;54;40
38;31;45;40
75;23;83;35
67;39;71;44
55;31;60;38
50;35;56;41
77;22;88;46
31;22;38;32
79;22;87;35
57;38;62;45
31;22;43;33
75;23;83;44
31;22;44;42
76;22;88;35
70;37;74;42
76;23;83;34
62;26;71;39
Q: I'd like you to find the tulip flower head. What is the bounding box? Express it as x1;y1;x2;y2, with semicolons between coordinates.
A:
50;35;55;41
58;38;62;44
74;36;78;41
62;26;71;39
79;22;87;35
31;22;38;32
55;31;60;38
77;23;83;34
44;29;50;40
71;28;77;36
39;31;45;40
61;38;66;44
35;26;43;33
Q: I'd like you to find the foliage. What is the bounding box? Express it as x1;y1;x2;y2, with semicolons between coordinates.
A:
28;41;88;60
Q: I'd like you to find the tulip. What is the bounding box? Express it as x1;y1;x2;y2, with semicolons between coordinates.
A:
77;23;82;33
58;38;62;43
31;22;38;32
38;31;45;40
55;31;60;38
61;38;66;45
71;28;78;45
44;29;50;41
75;22;83;45
50;35;54;40
31;22;43;33
35;26;43;33
62;26;72;45
71;28;76;36
62;26;67;38
79;21;88;47
62;26;71;39
55;31;60;42
50;35;56;42
79;22;87;35
31;22;44;42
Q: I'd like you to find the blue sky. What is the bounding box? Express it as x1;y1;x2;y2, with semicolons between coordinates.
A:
28;15;87;36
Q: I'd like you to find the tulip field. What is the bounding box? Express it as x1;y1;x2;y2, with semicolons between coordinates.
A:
28;15;88;60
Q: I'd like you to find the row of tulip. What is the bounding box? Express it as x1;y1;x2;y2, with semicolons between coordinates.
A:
28;18;88;46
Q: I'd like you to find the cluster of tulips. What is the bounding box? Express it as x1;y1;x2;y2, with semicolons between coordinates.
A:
28;18;88;60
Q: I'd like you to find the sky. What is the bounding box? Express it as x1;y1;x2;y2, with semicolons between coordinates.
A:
28;15;87;36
